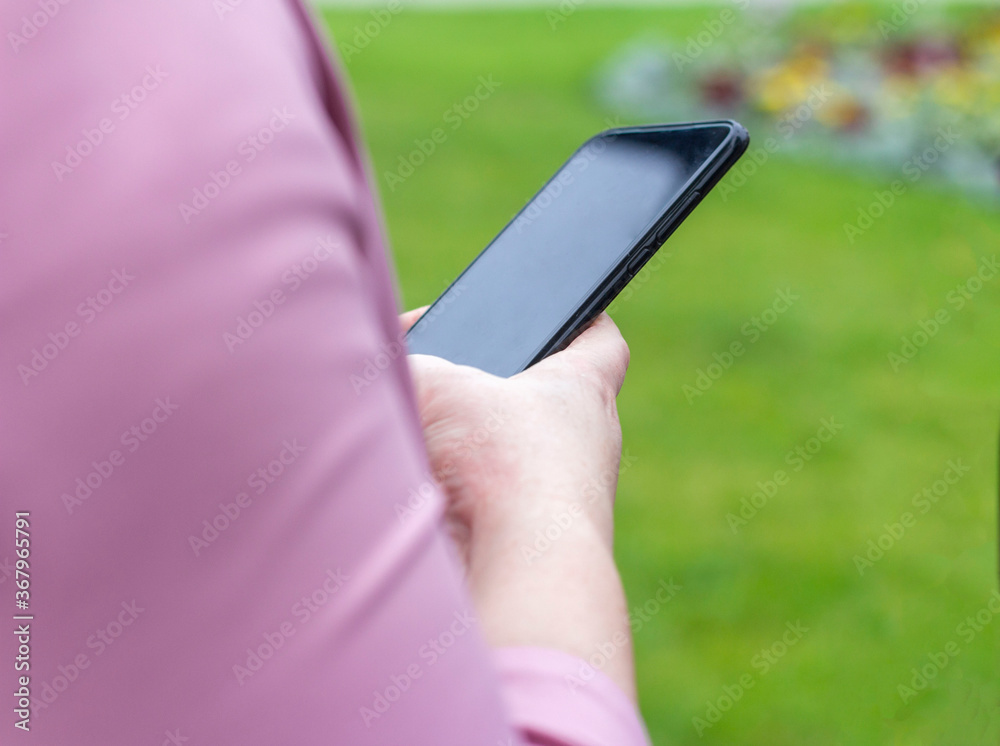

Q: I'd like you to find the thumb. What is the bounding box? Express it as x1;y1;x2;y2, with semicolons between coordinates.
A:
535;313;630;396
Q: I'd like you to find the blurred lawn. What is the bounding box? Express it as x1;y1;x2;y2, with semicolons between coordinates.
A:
320;6;1000;745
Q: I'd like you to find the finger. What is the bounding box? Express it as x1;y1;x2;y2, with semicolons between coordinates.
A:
548;313;630;395
404;353;451;408
399;305;431;333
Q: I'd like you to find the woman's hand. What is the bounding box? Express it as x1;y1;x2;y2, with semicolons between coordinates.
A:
402;308;637;700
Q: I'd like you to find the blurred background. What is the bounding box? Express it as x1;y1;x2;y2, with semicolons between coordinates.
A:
316;1;999;743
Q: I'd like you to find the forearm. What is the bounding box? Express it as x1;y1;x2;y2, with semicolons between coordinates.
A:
466;494;636;701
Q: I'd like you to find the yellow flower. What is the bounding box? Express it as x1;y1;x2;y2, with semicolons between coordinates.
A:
754;53;830;113
931;68;979;112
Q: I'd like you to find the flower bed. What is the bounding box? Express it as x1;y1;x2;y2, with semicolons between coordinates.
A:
597;3;1000;197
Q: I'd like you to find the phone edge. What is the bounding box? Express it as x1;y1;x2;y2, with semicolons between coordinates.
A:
521;120;751;371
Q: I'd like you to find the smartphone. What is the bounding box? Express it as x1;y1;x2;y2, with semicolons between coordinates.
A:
405;120;749;377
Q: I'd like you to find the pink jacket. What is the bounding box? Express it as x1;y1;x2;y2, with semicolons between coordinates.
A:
0;1;650;743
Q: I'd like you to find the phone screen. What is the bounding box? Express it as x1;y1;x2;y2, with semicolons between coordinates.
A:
406;123;738;377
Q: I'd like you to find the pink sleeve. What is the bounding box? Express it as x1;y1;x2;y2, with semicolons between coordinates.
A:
0;2;650;744
496;648;652;745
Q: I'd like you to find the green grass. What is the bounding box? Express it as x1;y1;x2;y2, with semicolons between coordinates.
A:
320;6;1000;744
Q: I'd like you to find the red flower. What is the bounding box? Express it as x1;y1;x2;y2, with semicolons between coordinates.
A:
697;69;746;110
883;38;963;78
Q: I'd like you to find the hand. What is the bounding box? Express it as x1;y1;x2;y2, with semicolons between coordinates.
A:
402;308;636;699
400;309;629;568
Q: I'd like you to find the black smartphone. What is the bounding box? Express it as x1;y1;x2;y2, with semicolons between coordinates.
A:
405;120;749;377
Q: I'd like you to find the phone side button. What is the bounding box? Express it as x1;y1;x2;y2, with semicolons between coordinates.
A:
626;247;651;275
657;190;701;243
682;189;702;212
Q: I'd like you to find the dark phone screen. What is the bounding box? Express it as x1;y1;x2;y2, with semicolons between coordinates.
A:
406;124;733;377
